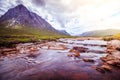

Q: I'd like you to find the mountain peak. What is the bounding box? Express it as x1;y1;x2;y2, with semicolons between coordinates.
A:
15;4;27;10
0;4;30;23
0;4;68;35
11;4;28;13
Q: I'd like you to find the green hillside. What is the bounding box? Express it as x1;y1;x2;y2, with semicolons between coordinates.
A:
103;33;120;41
80;29;120;37
0;4;71;47
0;25;69;47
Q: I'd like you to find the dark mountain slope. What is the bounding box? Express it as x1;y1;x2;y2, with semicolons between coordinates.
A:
0;4;67;35
0;4;69;47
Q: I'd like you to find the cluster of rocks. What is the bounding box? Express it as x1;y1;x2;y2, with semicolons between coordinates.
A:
101;55;120;67
0;48;18;56
86;50;105;54
94;40;120;73
67;40;120;74
67;46;105;58
82;58;95;63
0;40;69;57
0;42;42;57
27;52;40;58
104;40;120;64
16;43;41;54
82;44;106;47
69;47;88;53
41;41;68;50
106;40;120;54
68;47;88;58
93;64;112;73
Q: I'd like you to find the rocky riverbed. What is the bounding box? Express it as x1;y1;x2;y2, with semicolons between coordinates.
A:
0;38;120;80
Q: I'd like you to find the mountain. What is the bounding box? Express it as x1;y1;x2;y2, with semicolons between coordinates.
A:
0;4;56;31
80;29;120;37
58;30;70;35
0;4;68;35
0;4;69;46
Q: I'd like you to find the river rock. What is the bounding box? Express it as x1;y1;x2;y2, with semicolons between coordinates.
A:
95;66;106;73
100;45;107;47
106;40;120;54
42;42;68;50
101;55;120;68
101;55;116;62
82;58;95;63
0;48;18;56
67;53;73;57
107;60;120;67
106;49;114;54
94;65;112;73
101;65;112;71
87;50;105;53
59;44;68;50
107;40;120;49
68;51;80;57
109;40;120;47
30;47;39;52
49;45;67;50
73;51;80;57
106;60;116;65
69;47;88;53
106;45;116;54
111;51;120;59
16;43;40;53
27;53;40;58
116;47;120;51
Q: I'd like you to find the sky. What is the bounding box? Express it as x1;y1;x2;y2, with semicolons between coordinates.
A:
0;0;120;35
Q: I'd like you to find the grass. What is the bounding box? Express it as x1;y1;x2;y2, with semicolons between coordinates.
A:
0;25;71;47
81;29;120;37
103;33;120;41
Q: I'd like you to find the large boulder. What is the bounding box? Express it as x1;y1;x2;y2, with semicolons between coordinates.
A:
108;40;120;48
0;48;18;56
93;65;112;73
111;51;120;59
106;40;120;54
82;58;95;63
69;47;88;53
101;55;120;68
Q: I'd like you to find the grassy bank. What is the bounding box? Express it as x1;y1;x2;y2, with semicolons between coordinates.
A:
0;27;71;47
103;33;120;41
0;35;70;47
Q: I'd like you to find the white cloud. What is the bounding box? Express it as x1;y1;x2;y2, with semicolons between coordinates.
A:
0;0;120;35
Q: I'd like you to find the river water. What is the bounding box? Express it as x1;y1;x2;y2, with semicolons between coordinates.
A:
0;38;120;80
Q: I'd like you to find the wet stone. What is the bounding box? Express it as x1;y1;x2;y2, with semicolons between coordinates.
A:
69;47;88;53
67;53;73;57
27;53;40;58
82;58;95;63
101;65;112;72
95;66;106;74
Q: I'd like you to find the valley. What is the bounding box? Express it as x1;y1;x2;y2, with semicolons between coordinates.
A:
0;3;120;80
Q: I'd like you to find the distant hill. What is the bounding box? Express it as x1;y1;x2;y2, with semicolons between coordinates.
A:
58;30;70;35
80;29;120;37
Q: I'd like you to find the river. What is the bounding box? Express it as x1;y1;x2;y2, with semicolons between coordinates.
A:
0;38;120;80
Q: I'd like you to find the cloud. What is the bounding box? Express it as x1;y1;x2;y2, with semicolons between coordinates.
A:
0;0;120;35
32;0;45;6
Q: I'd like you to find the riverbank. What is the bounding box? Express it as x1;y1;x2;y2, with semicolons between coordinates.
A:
0;37;102;57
